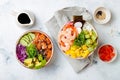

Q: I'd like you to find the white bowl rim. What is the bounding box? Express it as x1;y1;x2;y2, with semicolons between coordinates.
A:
15;30;54;70
57;21;99;59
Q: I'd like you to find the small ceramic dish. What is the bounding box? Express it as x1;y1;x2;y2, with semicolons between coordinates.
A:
98;44;117;63
12;10;35;28
16;30;54;69
94;7;111;24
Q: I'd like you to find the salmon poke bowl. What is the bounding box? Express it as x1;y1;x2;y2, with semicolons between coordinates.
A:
58;16;98;59
16;30;53;69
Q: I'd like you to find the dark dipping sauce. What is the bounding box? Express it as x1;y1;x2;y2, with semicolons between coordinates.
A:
18;13;31;24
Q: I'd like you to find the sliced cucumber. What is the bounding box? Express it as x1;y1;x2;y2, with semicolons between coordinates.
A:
92;30;97;36
91;30;97;41
22;36;29;43
28;33;35;40
20;39;28;46
85;34;90;39
27;34;32;42
88;46;94;52
85;39;93;45
19;33;35;46
93;42;98;48
24;35;30;42
91;35;97;42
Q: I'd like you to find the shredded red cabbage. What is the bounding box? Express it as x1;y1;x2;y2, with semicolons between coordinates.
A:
16;44;27;63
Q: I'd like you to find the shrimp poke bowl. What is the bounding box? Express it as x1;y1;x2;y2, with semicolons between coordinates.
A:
16;30;53;69
58;16;98;59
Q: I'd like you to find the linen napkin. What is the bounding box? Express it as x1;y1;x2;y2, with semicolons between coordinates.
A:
45;6;94;73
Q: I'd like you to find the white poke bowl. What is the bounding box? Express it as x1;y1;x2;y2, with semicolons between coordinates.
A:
58;21;98;59
16;30;54;70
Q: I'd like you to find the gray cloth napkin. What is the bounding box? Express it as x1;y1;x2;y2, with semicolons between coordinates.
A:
45;6;94;73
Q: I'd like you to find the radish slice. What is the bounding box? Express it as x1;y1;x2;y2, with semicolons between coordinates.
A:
74;22;82;28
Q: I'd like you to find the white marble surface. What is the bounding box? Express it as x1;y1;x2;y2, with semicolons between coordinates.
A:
0;0;120;80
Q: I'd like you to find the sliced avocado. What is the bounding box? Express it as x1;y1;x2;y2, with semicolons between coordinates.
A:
34;62;42;69
28;33;35;40
27;63;34;68
20;39;28;46
34;59;47;69
24;58;34;68
24;58;33;64
41;59;47;67
33;57;37;62
38;54;43;61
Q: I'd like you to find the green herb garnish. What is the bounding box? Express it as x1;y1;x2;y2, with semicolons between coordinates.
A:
74;31;85;46
26;44;37;58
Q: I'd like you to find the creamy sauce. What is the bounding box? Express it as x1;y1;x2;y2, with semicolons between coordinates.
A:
96;11;106;20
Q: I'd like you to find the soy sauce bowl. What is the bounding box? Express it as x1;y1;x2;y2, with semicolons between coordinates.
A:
15;10;35;28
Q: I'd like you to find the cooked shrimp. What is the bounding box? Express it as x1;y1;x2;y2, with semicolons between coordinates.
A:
65;28;72;34
61;35;69;43
69;32;76;40
59;40;65;47
69;40;74;45
58;31;65;43
62;29;76;41
63;22;73;31
60;42;70;52
58;22;79;51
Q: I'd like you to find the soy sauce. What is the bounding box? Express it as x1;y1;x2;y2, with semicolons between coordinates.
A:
18;13;31;24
